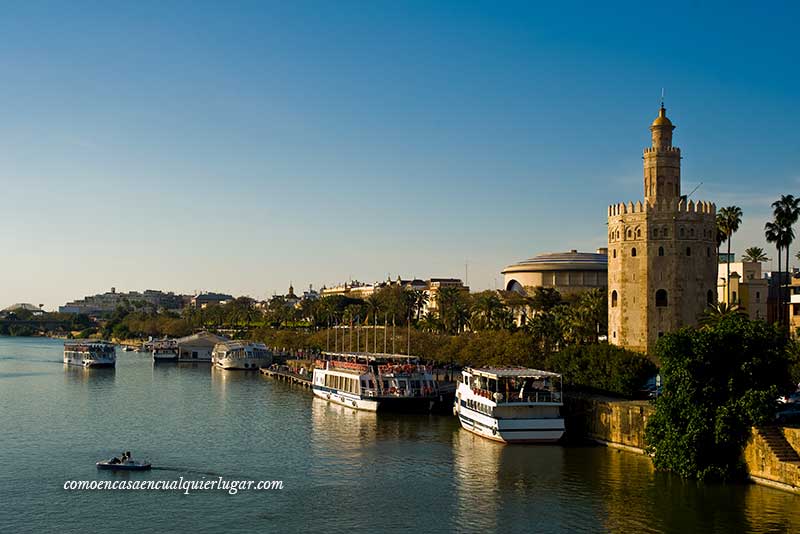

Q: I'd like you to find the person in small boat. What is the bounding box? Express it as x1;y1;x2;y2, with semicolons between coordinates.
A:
109;456;121;464
125;451;132;462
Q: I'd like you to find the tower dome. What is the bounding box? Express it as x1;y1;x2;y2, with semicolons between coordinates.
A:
651;105;673;128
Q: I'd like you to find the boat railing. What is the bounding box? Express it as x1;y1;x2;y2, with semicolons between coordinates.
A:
377;364;431;376
471;387;561;404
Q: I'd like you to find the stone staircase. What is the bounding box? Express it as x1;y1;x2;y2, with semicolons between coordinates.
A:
757;426;800;463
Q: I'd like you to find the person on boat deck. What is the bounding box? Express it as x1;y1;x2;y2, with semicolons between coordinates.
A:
110;456;120;464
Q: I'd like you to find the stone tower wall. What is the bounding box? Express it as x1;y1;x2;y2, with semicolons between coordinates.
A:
608;126;717;355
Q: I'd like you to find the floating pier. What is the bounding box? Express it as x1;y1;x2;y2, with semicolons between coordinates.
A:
260;367;312;389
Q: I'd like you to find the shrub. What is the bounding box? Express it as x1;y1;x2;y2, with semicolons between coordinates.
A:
644;315;792;480
546;343;656;397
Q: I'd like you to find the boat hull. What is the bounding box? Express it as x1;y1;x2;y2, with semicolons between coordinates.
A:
64;358;115;368
96;462;151;471
313;386;436;413
214;358;270;370
456;406;565;444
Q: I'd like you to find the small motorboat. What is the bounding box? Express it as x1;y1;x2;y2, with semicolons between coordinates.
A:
96;458;151;471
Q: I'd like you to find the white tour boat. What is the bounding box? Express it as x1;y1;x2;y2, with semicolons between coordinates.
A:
152;340;179;363
454;367;565;444
63;340;116;368
312;352;439;412
212;341;272;370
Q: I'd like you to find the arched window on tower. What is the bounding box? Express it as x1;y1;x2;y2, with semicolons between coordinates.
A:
690;228;695;237
655;289;668;307
686;247;692;256
680;227;685;238
653;229;658;238
612;249;617;258
637;228;641;238
662;228;668;237
611;291;618;308
627;229;632;239
631;247;637;257
658;246;664;256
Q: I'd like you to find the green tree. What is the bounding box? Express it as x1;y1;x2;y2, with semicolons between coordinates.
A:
546;343;655;397
741;246;770;263
644;315;793;480
718;206;743;304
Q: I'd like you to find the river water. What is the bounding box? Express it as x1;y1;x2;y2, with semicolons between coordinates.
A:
1;336;798;533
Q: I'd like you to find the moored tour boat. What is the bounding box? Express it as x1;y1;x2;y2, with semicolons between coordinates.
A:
454;367;565;444
63;341;116;368
212;341;272;370
312;352;439;412
152;340;179;363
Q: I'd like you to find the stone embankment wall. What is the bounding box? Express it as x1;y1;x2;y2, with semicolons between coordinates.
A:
563;393;654;454
744;426;800;494
564;394;800;493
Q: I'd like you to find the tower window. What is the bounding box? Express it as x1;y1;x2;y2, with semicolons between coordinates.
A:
662;228;668;237
637;228;641;238
680;227;685;238
627;229;632;239
658;246;664;257
756;291;761;302
631;247;637;257
652;229;658;238
655;289;668;307
690;228;695;237
707;290;714;306
732;291;738;303
686;247;691;256
612;249;617;258
611;291;618;308
707;247;710;257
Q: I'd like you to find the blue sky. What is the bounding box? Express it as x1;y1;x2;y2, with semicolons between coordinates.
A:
1;1;798;309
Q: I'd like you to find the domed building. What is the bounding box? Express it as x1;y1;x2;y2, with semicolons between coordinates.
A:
501;249;608;296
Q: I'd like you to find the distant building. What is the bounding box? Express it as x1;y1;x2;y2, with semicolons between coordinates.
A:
190;292;233;309
788;273;800;337
502;249;608;297
176;331;227;362
423;278;469;316
765;271;790;324
318;276;468;316
60;288;186;315
2;303;44;315
717;261;768;320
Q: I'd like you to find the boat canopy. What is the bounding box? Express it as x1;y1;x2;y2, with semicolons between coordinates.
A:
465;367;561;380
320;351;421;363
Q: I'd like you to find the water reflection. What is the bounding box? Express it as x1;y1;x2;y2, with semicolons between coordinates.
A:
63;365;116;386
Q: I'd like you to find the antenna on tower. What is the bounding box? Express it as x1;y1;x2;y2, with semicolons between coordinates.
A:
660;88;665;108
680;182;703;203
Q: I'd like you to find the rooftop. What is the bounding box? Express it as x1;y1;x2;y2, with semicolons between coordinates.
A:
502;250;608;273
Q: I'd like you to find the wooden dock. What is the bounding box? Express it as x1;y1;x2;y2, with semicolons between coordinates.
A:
260;367;312;389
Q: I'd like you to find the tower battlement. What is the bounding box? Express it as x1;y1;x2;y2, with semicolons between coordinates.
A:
643;146;681;155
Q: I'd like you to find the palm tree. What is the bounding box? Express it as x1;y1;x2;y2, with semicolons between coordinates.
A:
769;195;800;332
715;213;728;258
408;290;426;321
741;247;770;263
766;220;783;324
718;206;743;304
699;302;747;328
